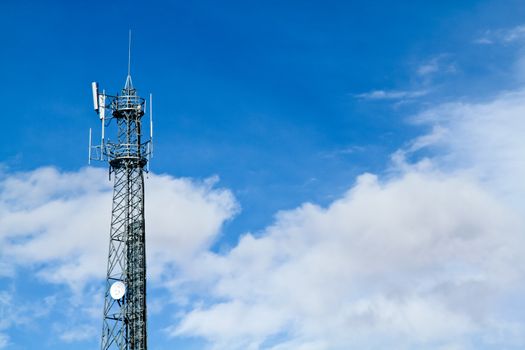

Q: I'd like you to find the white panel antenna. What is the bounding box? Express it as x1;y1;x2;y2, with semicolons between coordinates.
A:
92;82;99;111
99;92;106;150
99;93;106;121
88;128;92;165
149;93;153;158
89;85;106;164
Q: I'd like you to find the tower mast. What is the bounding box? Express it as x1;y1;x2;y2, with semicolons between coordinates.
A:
91;34;151;350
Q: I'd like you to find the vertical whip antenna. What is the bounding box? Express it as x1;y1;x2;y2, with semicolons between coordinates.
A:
150;93;153;158
150;94;153;138
88;128;92;165
128;29;132;78
124;30;134;90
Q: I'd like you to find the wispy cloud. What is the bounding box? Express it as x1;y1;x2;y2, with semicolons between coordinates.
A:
354;89;428;100
320;145;366;159
417;55;457;77
503;25;525;42
475;25;525;45
355;55;456;104
56;324;97;343
474;37;494;45
0;288;55;348
0;334;7;350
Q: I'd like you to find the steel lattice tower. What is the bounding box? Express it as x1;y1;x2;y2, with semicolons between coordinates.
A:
90;59;152;349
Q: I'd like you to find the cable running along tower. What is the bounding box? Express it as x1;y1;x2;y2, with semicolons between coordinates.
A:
90;33;153;350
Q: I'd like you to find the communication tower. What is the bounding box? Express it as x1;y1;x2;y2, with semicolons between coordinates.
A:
90;33;153;350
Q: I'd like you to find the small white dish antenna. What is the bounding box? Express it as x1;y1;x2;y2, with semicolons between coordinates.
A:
110;281;126;300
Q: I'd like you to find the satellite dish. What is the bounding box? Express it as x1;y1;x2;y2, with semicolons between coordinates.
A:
110;281;126;300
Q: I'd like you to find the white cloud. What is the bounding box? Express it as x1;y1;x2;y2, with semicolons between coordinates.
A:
410;89;525;207
0;167;238;292
0;166;238;345
166;87;525;349
171;170;524;349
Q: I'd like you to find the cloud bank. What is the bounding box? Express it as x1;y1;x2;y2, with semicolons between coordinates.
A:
0;167;238;291
168;89;525;349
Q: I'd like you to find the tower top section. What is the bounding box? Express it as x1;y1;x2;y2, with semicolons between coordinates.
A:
88;31;153;172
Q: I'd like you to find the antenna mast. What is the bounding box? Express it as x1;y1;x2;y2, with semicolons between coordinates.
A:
90;32;152;350
128;30;132;78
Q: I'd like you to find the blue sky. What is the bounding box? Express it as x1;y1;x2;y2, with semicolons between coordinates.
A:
2;0;525;349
